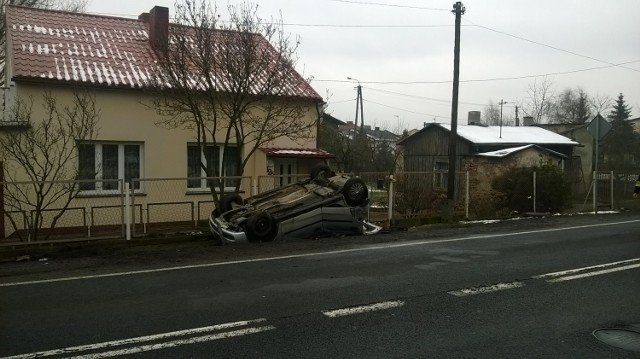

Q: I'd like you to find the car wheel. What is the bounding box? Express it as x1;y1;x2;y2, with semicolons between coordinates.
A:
310;164;332;181
246;212;277;242
342;178;368;206
219;193;243;213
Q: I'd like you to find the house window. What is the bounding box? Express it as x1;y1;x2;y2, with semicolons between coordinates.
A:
433;159;448;190
78;142;142;192
187;144;240;190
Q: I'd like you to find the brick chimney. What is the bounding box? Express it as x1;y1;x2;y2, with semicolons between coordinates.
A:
145;6;169;50
138;12;150;22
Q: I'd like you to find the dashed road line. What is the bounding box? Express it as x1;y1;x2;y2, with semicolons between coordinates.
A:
1;319;274;359
544;263;640;283
447;258;640;297
322;300;405;318
448;281;525;297
532;257;640;281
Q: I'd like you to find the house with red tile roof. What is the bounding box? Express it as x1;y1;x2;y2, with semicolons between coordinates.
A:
0;5;331;238
2;5;328;189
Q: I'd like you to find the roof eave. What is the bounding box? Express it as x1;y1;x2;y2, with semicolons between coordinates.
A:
11;76;324;103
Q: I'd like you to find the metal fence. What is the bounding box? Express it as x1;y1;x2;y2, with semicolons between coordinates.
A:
3;170;635;242
586;171;639;211
0;176;251;242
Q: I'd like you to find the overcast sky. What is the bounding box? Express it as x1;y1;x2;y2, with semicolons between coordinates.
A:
85;0;640;131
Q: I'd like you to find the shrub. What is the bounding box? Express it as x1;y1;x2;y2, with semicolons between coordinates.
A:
492;164;572;213
394;176;447;218
469;188;509;218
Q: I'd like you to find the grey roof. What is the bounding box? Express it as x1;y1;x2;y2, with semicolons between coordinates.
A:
476;144;568;159
365;128;399;141
399;123;579;146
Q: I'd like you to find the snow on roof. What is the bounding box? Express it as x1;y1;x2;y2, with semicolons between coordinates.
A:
437;124;579;145
476;144;568;159
261;148;334;158
5;5;321;100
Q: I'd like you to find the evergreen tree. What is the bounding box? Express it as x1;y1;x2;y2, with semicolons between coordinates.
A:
372;141;396;173
607;93;632;121
601;93;638;171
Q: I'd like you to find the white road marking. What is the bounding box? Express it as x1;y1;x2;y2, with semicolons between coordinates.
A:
545;263;640;283
532;258;640;279
1;319;271;359
66;326;276;359
322;300;405;318
448;281;524;297
2;219;639;287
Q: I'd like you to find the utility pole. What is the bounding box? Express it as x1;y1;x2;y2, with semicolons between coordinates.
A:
515;105;519;126
348;77;366;174
446;1;465;221
358;84;364;131
499;99;508;138
347;77;364;131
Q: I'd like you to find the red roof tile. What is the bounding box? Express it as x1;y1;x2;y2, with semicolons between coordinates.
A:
6;5;321;101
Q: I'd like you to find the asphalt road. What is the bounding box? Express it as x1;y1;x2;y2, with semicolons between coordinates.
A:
1;213;639;358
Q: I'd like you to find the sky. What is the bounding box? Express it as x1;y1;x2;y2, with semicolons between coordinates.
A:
85;0;640;132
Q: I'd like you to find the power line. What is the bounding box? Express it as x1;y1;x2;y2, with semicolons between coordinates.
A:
363;99;449;119
328;98;357;104
465;19;640;73
326;0;450;12
364;87;489;107
280;23;457;28
312;59;640;85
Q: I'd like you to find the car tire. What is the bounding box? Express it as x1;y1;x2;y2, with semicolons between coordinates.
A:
310;164;332;181
246;212;277;242
341;177;368;206
219;193;243;213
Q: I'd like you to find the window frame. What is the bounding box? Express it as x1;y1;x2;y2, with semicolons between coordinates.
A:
433;158;449;191
187;143;240;192
77;141;144;194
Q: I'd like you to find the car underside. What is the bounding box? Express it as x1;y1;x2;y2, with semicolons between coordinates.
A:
209;165;382;243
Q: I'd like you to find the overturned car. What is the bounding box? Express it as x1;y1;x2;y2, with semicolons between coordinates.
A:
209;165;382;243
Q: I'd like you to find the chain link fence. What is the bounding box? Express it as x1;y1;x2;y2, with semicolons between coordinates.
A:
7;169;630;243
1;179;125;241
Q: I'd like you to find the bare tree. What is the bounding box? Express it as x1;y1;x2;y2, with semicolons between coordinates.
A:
47;0;88;11
150;1;319;205
0;0;88;86
550;87;591;124
0;91;99;241
522;76;555;124
483;100;501;125
589;92;612;116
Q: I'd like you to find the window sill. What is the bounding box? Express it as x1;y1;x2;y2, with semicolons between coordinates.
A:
77;191;145;198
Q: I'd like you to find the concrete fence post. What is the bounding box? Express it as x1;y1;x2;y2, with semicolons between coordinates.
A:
610;171;614;210
593;171;597;214
125;182;131;241
533;171;537;213
387;174;394;228
465;171;469;220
